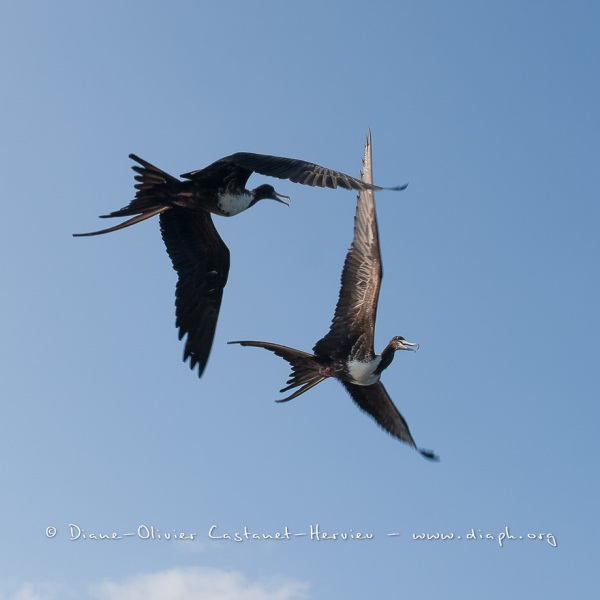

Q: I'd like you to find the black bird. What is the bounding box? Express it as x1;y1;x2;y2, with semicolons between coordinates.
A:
229;134;437;460
74;151;407;378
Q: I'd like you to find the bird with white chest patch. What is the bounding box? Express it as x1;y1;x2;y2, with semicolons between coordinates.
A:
229;133;438;460
74;149;407;379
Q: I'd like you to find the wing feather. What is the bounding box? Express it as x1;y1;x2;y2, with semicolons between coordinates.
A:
341;381;438;460
160;208;230;377
199;152;404;192
313;133;381;360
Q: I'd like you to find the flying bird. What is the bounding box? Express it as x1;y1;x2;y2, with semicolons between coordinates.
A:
229;135;437;460
74;150;407;378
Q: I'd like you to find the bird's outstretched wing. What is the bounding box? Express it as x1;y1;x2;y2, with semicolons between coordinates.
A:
341;380;438;460
313;133;382;361
182;152;407;192
160;207;230;377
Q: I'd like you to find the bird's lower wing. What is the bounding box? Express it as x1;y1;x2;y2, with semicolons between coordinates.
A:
160;208;230;377
341;380;438;460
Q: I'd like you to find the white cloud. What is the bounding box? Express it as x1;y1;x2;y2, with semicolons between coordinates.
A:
0;569;308;600
88;567;309;600
0;582;73;600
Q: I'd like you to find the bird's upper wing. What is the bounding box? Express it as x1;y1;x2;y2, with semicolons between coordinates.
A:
341;380;438;460
313;133;381;361
180;158;254;193
159;207;230;377
181;152;405;192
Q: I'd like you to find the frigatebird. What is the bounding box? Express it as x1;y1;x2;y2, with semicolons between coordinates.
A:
229;135;437;459
74;150;407;377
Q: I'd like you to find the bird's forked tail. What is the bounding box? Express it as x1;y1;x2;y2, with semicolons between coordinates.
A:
228;340;327;401
73;154;179;237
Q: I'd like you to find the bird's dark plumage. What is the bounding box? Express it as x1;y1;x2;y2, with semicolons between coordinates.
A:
74;150;407;378
340;381;438;461
158;207;230;376
229;134;437;460
189;152;408;192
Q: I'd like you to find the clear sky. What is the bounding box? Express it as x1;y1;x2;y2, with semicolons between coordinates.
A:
1;1;598;598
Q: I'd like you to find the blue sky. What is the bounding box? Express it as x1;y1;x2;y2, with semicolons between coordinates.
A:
1;1;598;598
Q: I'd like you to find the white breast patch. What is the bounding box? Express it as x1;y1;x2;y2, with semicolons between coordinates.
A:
217;192;253;216
346;357;382;386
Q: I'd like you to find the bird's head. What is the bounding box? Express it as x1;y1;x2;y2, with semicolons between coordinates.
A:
377;336;419;373
251;184;291;207
391;336;419;352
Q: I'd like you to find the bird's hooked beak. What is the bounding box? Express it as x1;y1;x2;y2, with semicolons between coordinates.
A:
398;339;419;352
271;191;291;206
